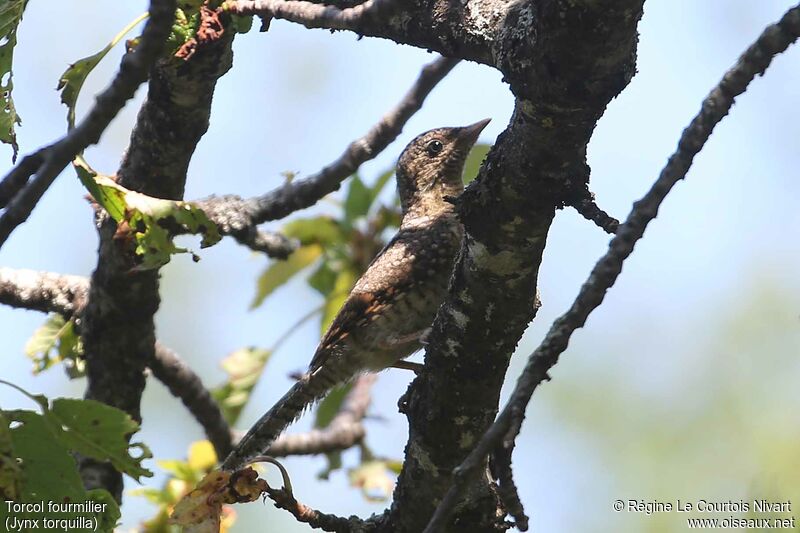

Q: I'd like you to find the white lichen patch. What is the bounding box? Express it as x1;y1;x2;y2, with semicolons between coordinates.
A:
409;441;439;476
454;416;470;426
468;239;534;276
448;307;470;329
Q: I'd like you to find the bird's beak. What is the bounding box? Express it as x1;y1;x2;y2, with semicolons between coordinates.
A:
457;118;491;145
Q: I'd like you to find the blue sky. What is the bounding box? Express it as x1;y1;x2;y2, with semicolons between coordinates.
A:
1;1;799;531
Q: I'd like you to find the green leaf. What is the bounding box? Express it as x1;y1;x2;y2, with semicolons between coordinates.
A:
283;216;345;246
57;12;148;129
317;451;343;481
50;398;153;481
344;175;373;223
24;313;84;376
370;168;395;200
211;348;272;426
75;164;222;270
251;244;322;309
0;412;23;501
321;268;358;334
314;383;352;429
0;409;121;527
462;143;491;184
231;14;253;34
307;261;338;296
0;0;29;160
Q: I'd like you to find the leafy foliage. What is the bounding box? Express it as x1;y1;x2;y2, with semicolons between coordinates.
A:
24;313;85;377
0;381;151;530
57;12;148;129
0;0;29;160
132;440;239;533
211;347;272;426
75;159;222;270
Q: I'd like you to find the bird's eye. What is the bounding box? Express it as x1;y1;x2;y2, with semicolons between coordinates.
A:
426;140;444;156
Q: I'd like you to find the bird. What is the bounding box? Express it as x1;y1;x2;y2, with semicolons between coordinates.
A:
222;119;491;471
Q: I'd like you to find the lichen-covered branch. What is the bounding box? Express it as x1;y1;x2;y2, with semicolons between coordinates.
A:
79;6;235;500
0;267;89;316
0;0;176;249
198;55;459;225
226;0;397;32
423;5;800;531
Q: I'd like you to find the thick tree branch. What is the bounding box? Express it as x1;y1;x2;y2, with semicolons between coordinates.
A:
424;5;800;531
0;267;88;316
265;374;376;457
0;0;176;249
198;55;459;225
79;8;235;499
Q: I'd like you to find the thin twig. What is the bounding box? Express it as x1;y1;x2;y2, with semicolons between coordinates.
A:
0;150;44;209
571;195;619;234
255;456;372;532
225;0;396;32
198;55;460;226
0;0;176;249
423;6;800;531
149;343;234;459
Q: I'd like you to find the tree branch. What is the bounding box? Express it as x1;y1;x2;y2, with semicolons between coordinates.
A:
0;267;88;316
423;5;800;531
198;55;459;225
265;374;376;457
571;195;619;234
0;0;176;249
225;0;397;32
149;343;234;459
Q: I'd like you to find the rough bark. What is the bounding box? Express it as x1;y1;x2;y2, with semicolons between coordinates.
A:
79;28;235;500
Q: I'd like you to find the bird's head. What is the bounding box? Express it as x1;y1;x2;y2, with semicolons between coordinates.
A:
395;119;490;220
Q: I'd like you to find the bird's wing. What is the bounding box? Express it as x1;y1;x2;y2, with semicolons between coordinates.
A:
308;232;415;371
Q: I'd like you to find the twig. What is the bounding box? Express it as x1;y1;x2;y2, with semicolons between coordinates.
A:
256;456;372;532
0;0;176;250
225;0;396;32
197;197;298;258
0;150;44;209
490;429;528;531
265;374;376;457
149;343;234;459
423;5;800;532
198;55;459;225
571;195;619;234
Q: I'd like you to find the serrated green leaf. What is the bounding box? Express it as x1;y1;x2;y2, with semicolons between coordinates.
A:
24;313;84;376
321;268;358;334
344;175;372;223
463;143;491;184
314;383;352;430
1;408;121;527
0;0;29;161
49;398;152;481
211;348;271;426
57;12;147;130
251;244;322;309
283;216;345;246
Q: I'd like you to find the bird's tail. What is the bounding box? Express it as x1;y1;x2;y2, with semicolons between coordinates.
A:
221;362;350;471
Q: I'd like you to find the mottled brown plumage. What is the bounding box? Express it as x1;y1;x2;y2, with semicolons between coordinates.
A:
223;119;490;471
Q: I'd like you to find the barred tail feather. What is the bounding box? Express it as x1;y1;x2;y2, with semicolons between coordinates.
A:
221;362;350;471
